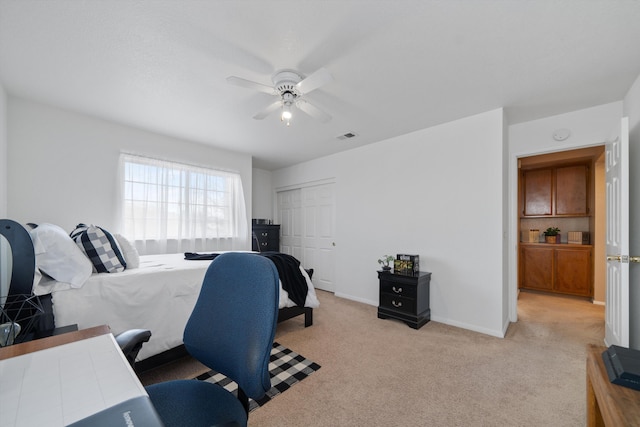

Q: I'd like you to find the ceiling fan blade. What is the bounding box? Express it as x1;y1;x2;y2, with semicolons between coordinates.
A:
253;100;282;120
226;76;275;95
296;99;332;123
296;68;333;94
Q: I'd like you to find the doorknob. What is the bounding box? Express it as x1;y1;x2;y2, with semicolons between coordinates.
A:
607;255;622;262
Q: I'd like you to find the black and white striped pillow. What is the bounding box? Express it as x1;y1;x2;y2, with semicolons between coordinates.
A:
70;224;127;273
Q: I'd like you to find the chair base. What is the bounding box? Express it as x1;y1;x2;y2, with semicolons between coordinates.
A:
146;380;248;427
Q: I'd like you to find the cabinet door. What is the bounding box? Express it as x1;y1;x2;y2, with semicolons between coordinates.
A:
555;247;592;296
520;246;554;291
522;169;553;216
555;165;588;216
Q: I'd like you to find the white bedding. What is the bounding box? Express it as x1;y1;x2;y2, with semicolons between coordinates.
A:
39;253;319;361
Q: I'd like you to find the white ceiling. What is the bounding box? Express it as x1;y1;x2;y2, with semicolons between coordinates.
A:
1;1;640;170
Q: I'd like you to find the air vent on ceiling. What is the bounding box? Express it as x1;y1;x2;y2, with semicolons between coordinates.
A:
336;132;358;140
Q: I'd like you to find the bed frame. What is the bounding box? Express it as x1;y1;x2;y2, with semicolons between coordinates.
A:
278;306;313;327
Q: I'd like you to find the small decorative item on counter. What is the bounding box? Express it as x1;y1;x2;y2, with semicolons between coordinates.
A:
520;229;540;242
395;254;420;275
378;255;394;271
568;231;590;244
544;227;561;244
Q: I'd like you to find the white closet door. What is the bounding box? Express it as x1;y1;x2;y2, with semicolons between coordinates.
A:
278;183;335;292
277;189;302;259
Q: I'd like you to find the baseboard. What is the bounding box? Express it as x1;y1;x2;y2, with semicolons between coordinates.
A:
334;292;377;307
430;315;505;338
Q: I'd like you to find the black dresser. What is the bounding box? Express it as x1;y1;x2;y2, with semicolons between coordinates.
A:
377;271;431;329
252;224;280;252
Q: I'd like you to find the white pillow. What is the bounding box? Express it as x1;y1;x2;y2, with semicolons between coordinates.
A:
114;233;140;269
30;223;93;288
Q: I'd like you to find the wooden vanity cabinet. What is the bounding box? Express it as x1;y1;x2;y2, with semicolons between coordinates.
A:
554;246;592;296
522;168;553;216
520;245;553;291
555;165;589;216
521;163;589;217
519;244;592;297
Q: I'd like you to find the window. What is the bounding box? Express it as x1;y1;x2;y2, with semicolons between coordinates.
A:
120;154;248;254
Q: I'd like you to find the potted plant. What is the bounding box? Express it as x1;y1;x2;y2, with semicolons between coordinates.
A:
544;227;561;243
378;255;394;271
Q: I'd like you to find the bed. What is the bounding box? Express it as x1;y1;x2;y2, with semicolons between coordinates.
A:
0;220;319;365
32;253;319;362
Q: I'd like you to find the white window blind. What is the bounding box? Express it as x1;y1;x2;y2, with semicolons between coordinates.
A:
120;154;248;254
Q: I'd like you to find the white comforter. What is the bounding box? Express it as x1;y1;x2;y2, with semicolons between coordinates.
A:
38;253;319;361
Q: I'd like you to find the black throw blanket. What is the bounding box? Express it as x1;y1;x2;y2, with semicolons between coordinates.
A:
184;252;220;261
258;252;308;308
183;251;308;307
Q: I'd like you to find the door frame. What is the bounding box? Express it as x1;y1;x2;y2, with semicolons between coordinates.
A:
508;143;607;323
274;178;337;292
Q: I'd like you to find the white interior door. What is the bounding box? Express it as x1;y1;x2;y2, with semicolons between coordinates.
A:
277;183;335;292
605;117;630;347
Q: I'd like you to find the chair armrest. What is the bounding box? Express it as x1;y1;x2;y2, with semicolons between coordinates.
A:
115;329;152;368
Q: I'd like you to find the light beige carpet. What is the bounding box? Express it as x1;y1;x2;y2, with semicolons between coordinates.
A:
140;290;604;427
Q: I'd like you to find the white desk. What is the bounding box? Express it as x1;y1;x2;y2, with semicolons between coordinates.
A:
0;326;162;427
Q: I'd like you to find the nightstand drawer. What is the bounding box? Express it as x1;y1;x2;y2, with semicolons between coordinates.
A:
257;238;278;251
379;293;415;315
380;280;416;298
255;230;276;239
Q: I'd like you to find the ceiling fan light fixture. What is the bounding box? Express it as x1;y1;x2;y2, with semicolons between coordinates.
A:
281;103;292;126
281;104;292;120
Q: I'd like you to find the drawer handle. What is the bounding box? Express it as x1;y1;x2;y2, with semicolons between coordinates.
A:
261;232;268;236
392;286;403;294
392;300;402;308
261;242;268;246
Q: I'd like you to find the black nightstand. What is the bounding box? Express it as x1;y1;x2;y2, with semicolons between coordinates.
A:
252;224;280;252
377;271;431;329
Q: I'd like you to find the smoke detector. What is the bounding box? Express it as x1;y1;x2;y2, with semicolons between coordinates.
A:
337;132;358;140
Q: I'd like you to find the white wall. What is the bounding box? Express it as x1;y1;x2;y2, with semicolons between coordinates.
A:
252;168;273;221
507;102;623;319
623;73;640;349
274;109;507;337
0;82;8;297
501;110;510;331
7;97;253;238
0;82;6;218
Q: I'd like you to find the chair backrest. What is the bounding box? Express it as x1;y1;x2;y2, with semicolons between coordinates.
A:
0;219;36;298
0;220;41;329
183;252;279;399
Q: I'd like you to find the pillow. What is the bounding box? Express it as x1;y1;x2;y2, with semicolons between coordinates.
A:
114;233;140;269
29;223;93;287
70;224;126;273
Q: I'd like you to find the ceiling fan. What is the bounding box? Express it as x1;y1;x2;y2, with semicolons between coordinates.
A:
226;68;333;125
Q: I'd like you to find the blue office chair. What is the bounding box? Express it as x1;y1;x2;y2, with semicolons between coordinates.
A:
145;252;280;427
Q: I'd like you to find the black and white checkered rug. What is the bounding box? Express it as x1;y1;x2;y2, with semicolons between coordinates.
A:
195;342;321;412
